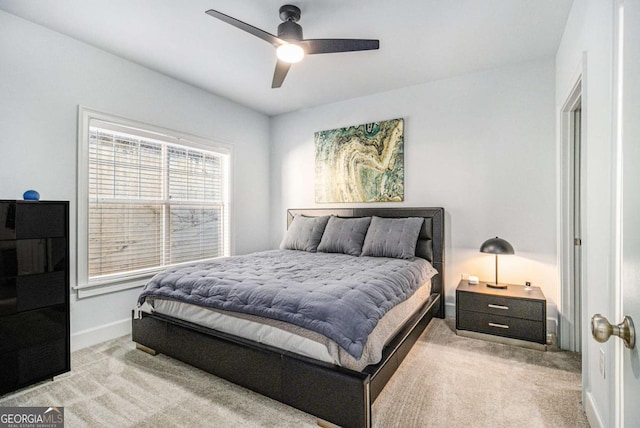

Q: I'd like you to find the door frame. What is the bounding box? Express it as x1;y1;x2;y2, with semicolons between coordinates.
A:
559;68;585;353
612;0;625;425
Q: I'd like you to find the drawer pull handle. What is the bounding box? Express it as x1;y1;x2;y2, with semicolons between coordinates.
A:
488;322;509;329
488;304;509;310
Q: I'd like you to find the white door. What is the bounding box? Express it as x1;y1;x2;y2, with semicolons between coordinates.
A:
621;0;640;424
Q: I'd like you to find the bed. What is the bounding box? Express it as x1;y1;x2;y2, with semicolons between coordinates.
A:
132;207;445;428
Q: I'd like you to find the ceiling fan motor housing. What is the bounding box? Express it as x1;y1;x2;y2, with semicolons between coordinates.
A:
278;5;303;41
278;20;303;41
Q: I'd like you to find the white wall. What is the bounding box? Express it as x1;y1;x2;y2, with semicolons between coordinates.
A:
0;11;271;348
556;1;615;427
270;59;558;323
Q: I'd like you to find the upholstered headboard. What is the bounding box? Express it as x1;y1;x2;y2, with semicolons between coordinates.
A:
287;207;445;318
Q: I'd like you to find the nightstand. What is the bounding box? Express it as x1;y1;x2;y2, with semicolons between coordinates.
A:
456;279;547;350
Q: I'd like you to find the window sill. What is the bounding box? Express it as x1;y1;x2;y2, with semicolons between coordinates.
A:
74;256;225;298
74;277;150;299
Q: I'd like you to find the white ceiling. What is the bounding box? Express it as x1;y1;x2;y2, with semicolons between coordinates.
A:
0;0;573;116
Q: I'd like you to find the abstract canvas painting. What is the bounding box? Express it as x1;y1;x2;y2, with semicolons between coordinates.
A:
315;118;404;203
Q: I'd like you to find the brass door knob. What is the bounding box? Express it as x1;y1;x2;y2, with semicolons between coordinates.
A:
591;314;636;349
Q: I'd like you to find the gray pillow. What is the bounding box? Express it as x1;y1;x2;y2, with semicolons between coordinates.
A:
317;216;372;256
361;216;424;259
279;215;330;252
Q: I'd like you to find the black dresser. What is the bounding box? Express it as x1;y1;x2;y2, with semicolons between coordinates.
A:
0;200;70;395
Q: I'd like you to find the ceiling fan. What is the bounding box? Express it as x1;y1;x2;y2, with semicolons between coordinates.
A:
205;5;380;88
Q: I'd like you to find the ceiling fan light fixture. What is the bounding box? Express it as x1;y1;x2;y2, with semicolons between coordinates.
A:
276;43;304;63
205;5;379;87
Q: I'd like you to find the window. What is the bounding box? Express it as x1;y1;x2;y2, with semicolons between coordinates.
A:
77;107;231;297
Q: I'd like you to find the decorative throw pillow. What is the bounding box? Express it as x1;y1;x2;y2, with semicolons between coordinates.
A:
317;216;372;256
361;216;424;259
279;215;330;252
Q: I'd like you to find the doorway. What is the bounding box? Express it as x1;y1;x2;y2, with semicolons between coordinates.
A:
559;78;583;353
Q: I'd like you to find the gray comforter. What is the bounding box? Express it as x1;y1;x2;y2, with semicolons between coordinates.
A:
138;249;437;359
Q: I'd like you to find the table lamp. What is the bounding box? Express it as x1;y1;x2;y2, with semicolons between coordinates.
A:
480;237;514;289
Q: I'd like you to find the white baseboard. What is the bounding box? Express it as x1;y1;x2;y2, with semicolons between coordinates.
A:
445;302;456;318
546;317;558;335
71;317;131;351
585;391;605;428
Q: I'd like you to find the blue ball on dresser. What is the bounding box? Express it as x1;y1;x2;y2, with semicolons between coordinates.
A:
23;190;40;201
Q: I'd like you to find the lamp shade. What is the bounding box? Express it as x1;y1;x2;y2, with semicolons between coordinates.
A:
480;237;515;255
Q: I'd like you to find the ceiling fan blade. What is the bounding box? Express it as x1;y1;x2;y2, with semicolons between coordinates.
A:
272;60;292;88
205;9;285;47
301;39;379;55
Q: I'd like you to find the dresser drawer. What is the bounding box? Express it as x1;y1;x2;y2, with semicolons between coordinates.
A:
0;272;67;315
457;310;546;344
18;272;67;312
0;202;67;240
0;238;67;277
16;203;67;239
457;290;545;322
18;338;68;383
0;338;68;395
0;305;67;354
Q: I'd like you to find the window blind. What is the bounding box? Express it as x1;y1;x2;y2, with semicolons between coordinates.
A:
87;121;229;281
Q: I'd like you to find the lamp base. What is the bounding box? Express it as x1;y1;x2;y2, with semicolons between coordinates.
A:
486;283;508;289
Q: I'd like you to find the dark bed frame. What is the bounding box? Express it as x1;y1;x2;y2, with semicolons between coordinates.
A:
132;207;444;428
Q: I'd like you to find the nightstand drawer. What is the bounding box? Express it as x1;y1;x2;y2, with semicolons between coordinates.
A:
457;310;546;344
457;291;545;322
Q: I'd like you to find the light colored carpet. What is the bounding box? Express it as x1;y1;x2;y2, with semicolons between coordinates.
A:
0;319;588;427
